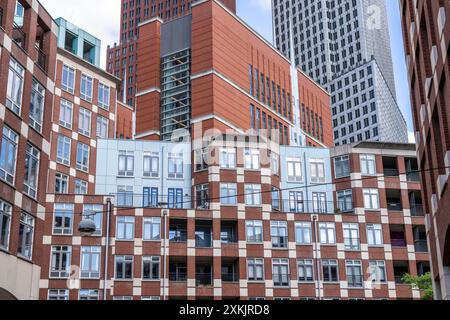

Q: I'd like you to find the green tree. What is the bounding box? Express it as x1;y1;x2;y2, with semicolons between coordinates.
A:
402;272;433;300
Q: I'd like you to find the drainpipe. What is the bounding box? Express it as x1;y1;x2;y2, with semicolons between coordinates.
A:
163;209;168;300
103;198;112;300
313;215;322;300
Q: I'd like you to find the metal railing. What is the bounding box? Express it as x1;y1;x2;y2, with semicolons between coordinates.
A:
221;273;239;282
414;240;428;253
387;202;403;211
196;273;213;286
384;168;399;177
35;45;46;72
12;22;26;51
221;236;238;244
391;238;407;247
169;272;187;282
406;171;421;182
169;231;187;243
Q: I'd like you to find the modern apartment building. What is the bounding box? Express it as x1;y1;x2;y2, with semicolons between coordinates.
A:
399;0;450;299
272;0;408;145
106;0;237;107
0;0;58;300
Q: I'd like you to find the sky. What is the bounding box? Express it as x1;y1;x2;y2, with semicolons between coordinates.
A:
39;0;414;140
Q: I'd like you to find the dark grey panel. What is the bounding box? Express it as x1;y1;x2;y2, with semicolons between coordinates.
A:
161;14;192;57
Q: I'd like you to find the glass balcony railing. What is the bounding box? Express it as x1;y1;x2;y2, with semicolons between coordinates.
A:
410;205;424;217
414;240;428;253
221;273;239;282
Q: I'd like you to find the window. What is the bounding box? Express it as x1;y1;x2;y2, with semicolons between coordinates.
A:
246;220;263;243
53;204;73;235
168;188;183;209
98;83;110;109
270;152;279;175
113;296;133;300
80;246;101;278
143;217;161;241
142;256;160;280
78;108;92;136
0;200;12;250
220;183;237;205
143;152;159;177
281;145;300;174
272;258;289;286
62;65;75;93
75;179;88;195
115;256;133;280
6;58;24;115
55;173;69;194
346;260;363;288
298;259;314;282
18;212;34;259
168;153;183;179
24;143;40;199
367;224;383;246
0;126;18;184
195;184;209;209
289;191;304;213
142;296;161;300
337;190;353;212
245;184;261;206
50;246;71;278
310;160;326;183
295;222;312;245
48;289;69;300
363;189;380;210
312;192;327;213
247;258;264;281
117;186;133;207
96;116;109;138
219;148;236;169
334;155;350;178
369;261;387;283
244;149;260;170
76;142;89;172
80;74;93;102
29;79;45;132
319;223;336;245
56;135;71;166
83;205;102;236
59;99;73;129
116;216;135;240
194;148;208;172
143;187;158;207
360;154;376;175
322;259;339;282
79;290;99;300
271;221;288;248
343;223;360;251
118;151;134;176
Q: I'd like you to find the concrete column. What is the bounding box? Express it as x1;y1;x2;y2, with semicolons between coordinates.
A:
441;267;450;300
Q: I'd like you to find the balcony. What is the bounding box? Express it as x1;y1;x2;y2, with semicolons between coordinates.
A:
196;273;213;286
12;21;27;51
393;261;409;284
409;191;424;217
169;257;187;282
405;158;420;182
414;240;428;253
279;199;351;215
386;189;403;211
35;45;46;71
390;225;407;248
413;226;428;252
169;219;187;243
383;157;399;177
195;221;212;248
222;259;239;283
221;221;238;244
196;260;213;286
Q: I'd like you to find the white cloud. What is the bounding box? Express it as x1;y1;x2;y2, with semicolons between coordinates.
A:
246;0;272;13
408;131;416;144
39;0;121;68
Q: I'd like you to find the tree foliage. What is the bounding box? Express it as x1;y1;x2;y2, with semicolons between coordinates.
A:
402;272;433;300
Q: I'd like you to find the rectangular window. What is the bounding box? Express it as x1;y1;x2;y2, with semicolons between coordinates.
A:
194;148;208;172
287;157;302;182
369;260;387;283
29;79;45;132
363;189;380;210
270;152;279;176
96;116;109;138
115;255;133;280
143;217;161;241
168;153;183;179
295;222;312;245
360;154;376;175
118;151;134;176
367;224;383;246
289;191;304;213
50;245;71;278
78;107;92;137
53;204;74;235
6;58;24;115
219;148;236;169
346;260;363;288
98;83;110;109
298;259;314;282
337;189;353;212
246;220;263;243
244;149;260;170
79;289;99;300
56;135;71;166
322;259;339;282
271;221;288;248
24;143;40;199
195;184;209;210
247;258;264;281
312;192;327;213
117;186;133;207
62;65;75;93
80;246;101;278
0;200;12;250
116;216;135;240
142;256;160;280
271;187;280;211
76;142;89;172
80;74;93;102
75;179;88;195
310;160;326;183
48;289;69;300
220;183;237;205
0;126;18;184
55;173;69;194
18;212;34;259
343;223;360;251
319;222;336;244
143;152;159;178
245;184;261;206
168;188;183;209
143;187;158;207
272;258;289;286
59;99;73;129
83;205;103;236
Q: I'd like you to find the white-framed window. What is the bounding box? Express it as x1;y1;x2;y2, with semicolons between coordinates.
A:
270;151;279;175
289;191;304;213
62;64;75;94
18;212;34;259
50;245;71;278
142;256;160;280
113;296;133;300
360;154;376;175
244;148;260;170
247;258;264;281
369;260;387;283
56;135;71;166
83;205;103;236
55;173;69;194
59;99;73;129
118;151;134;176
219;148;236;169
312;192;327;213
337;189;353;212
143;217;161;241
322;259;339;282
48;289;69;300
80;74;93;102
80;246;101;278
98;83;110;109
319;222;336;245
272;258;290;286
0;126;18;184
78;107;92;137
295;222;311;245
220;183;237;205
363;189;380;210
287;157;302;182
346;260;363;288
53;203;74;235
194;148;209;172
29;78;45;133
0;200;12;250
79;289;99;300
76;142;89;172
195;184;209;209
116;216;135;240
297;259;314;282
310;159;326;183
246;220;263;243
367;224;383;246
334;155;350;178
143;152;159;178
168;153;183;179
271;187;280;210
142;296;161;300
245;184;261;206
271;221;288;248
343;223;360;251
117;185;133;207
24;143;40;199
115;255;133;280
6;58;25;115
96;115;109;138
75;179;88;195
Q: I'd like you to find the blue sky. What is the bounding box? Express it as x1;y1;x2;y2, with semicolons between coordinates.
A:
236;0;414;137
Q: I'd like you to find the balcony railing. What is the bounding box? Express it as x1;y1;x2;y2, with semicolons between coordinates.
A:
12;22;26;51
384;169;399;177
387;202;403;211
221;273;239;282
410;205;424;217
196;273;212;286
414;240;428;253
391;238;407;247
35;45;47;72
394;275;406;284
169;272;187;282
169;231;187;243
406;172;421;182
195;234;212;248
